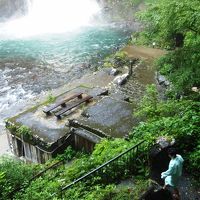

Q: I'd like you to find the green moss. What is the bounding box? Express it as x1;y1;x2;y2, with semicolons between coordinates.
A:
17;125;32;140
114;51;128;60
46;93;56;104
78;84;93;89
6;121;51;151
103;61;114;68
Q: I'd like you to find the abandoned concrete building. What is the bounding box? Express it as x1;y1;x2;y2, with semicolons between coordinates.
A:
6;86;136;163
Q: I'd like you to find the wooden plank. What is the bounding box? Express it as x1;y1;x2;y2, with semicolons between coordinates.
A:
55;95;93;119
43;92;83;115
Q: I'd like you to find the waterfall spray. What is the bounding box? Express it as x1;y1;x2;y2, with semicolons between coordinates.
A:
0;0;100;38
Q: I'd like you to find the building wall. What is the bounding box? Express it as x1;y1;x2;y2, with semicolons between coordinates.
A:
7;133;52;163
7;131;97;162
74;134;96;153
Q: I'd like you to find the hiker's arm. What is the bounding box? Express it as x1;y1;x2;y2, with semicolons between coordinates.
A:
161;162;175;178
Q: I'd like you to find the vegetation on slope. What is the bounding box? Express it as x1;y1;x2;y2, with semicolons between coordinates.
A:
133;0;200;96
131;85;200;179
0;0;199;199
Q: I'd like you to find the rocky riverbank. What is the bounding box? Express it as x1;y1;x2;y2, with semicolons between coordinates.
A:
1;45;164;156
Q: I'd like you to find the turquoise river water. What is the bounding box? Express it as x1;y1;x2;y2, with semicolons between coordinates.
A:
0;25;132;131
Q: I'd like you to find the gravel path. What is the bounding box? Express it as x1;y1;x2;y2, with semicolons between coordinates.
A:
179;173;200;200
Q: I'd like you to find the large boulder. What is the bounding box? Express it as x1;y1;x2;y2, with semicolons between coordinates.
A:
149;137;175;185
113;73;129;86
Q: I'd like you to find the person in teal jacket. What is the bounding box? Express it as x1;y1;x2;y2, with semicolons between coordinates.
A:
161;148;184;200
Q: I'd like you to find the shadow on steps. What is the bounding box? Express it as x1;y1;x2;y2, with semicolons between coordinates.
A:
140;185;173;200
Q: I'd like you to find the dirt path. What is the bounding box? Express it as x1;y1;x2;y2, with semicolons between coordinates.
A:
123;45;165;61
123;46;200;200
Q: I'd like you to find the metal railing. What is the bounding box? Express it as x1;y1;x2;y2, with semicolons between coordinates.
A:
57;140;146;197
6;159;65;199
5;134;73;199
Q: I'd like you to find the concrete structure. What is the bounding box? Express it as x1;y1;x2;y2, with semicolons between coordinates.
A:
6;85;137;163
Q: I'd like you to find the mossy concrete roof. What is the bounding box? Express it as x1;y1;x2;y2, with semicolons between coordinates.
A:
75;96;138;138
7;87;107;146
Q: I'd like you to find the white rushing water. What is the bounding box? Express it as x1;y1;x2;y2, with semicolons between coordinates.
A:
0;0;132;155
0;0;101;38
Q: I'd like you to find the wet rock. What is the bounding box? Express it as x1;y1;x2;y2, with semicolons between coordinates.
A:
164;80;170;86
156;73;170;87
109;68;120;76
89;87;109;97
110;91;130;102
149;144;170;184
157;75;165;84
103;67;120;76
156;136;175;149
97;89;109;96
113;73;129;86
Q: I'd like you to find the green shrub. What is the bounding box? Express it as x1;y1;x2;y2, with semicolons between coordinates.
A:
156;48;200;96
135;0;200;96
131;85;200;179
17;125;32;140
188;144;200;182
0;156;39;199
14;178;60;200
56;146;77;161
63;178;150;200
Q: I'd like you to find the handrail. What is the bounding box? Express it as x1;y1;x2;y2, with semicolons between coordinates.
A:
6;159;65;199
60;140;145;192
30;160;64;181
6;134;73;199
